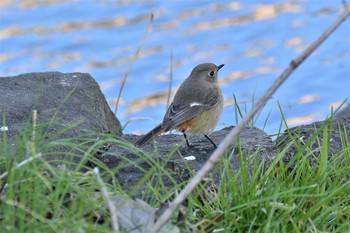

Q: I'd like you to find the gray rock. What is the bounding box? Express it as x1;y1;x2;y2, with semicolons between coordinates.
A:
334;102;350;119
0;72;121;164
276;117;350;168
113;196;179;233
96;117;349;197
96;126;276;197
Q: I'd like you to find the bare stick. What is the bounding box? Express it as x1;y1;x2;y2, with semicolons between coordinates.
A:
93;167;119;232
150;8;350;233
0;153;43;180
114;14;154;115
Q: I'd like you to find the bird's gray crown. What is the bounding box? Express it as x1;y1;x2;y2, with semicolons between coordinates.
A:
190;63;218;75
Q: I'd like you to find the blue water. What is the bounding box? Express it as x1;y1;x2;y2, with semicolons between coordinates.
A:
1;1;349;135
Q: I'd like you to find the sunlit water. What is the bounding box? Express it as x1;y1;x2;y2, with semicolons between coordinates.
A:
1;0;349;135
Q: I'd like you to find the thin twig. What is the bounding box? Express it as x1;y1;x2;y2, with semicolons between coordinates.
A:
166;49;173;110
122;117;155;131
93;167;119;232
150;7;350;233
114;13;154;115
32;110;37;142
0;153;43;180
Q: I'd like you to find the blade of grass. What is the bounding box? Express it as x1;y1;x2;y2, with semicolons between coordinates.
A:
114;13;154;115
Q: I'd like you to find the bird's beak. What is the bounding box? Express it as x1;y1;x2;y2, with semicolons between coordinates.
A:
217;64;225;71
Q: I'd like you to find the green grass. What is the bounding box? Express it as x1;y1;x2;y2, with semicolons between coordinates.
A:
189;119;350;232
1;112;349;232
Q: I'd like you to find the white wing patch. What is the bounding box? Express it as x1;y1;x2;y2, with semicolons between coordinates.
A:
189;102;203;107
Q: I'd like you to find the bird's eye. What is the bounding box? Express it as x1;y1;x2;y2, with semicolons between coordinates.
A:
208;71;215;77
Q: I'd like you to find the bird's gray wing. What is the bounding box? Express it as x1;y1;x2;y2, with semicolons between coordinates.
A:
161;104;203;130
162;87;220;130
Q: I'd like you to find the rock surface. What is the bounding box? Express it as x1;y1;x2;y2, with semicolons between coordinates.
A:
334;103;350;119
96;126;276;196
0;72;121;163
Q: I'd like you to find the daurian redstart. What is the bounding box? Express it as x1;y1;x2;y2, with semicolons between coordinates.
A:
135;63;224;148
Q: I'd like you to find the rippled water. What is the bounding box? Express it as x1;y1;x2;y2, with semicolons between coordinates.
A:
1;0;349;135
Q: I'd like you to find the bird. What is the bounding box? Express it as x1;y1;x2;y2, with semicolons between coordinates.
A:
135;63;224;148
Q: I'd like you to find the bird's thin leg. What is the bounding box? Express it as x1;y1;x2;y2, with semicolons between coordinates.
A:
183;133;191;148
204;134;217;148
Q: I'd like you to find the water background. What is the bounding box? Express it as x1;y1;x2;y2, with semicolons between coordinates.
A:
1;0;349;135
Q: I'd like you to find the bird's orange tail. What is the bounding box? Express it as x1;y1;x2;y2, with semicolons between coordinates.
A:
135;124;166;147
